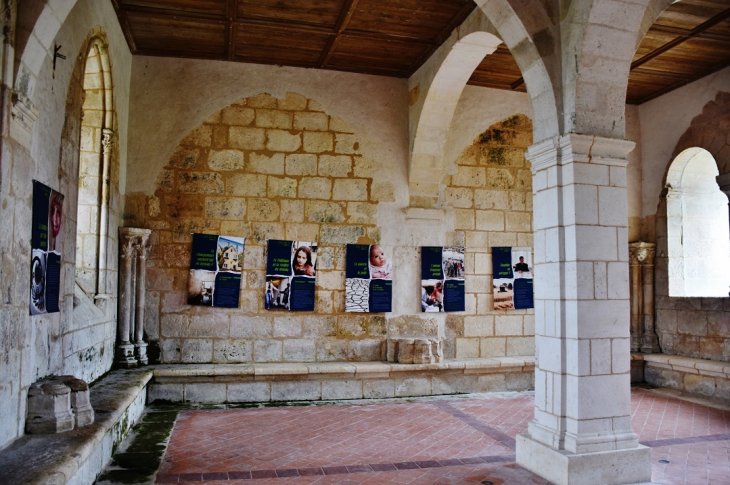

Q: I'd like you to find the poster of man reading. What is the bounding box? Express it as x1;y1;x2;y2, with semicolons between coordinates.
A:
30;181;64;315
492;246;533;310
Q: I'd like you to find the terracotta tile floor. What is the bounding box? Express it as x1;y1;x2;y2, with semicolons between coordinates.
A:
155;389;730;484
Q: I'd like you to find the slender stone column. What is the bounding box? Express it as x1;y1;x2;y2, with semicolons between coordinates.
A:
637;243;659;354
116;230;137;368
117;227;152;368
628;246;643;352
134;234;151;365
97;128;113;295
516;135;651;485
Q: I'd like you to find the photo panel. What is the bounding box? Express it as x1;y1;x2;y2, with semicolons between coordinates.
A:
30;181;63;315
188;233;245;308
345;244;392;312
266;240;317;311
421;246;465;312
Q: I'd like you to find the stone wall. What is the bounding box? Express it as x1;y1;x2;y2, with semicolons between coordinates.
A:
124;90;535;365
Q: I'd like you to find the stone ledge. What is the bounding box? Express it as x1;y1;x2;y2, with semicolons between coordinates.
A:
634;353;730;400
149;357;535;403
0;369;152;485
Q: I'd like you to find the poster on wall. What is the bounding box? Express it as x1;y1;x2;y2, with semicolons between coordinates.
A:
266;240;317;311
421;247;465;312
345;244;393;313
188;233;245;308
492;246;533;310
30;180;64;315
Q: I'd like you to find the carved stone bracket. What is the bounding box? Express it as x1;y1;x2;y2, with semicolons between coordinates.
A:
629;242;659;354
117;227;152;368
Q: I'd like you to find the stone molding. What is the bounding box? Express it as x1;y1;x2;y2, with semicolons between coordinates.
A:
402;207;445;224
526;134;634;173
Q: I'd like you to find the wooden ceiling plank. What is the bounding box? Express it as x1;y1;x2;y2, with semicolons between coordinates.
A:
631;57;730;105
111;0;138;52
118;3;228;22
318;0;360;68
631;6;730;70
227;0;237;60
650;22;730;42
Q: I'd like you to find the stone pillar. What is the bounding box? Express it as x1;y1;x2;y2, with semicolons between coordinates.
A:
117;227;152;368
134;236;151;365
628;244;644;352
635;243;659;354
515;135;651;485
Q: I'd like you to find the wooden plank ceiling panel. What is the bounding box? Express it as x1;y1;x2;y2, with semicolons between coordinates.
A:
236;0;344;28
126;11;227;57
232;23;330;66
119;0;228;17
327;34;425;74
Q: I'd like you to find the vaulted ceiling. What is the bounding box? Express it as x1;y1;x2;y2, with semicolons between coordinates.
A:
111;0;730;105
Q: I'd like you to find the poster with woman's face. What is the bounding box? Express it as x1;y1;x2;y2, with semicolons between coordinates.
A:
30;181;64;315
266;240;317;311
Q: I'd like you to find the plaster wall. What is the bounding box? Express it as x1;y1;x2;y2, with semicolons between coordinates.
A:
0;0;131;450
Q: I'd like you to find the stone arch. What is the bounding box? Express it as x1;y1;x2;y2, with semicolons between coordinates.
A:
409;31;502;206
14;0;78;100
75;35;115;296
662;148;730;297
569;0;675;137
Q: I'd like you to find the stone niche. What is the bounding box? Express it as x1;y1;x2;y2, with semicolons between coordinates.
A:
26;376;94;434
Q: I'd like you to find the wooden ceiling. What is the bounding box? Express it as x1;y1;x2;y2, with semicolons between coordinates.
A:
111;0;730;105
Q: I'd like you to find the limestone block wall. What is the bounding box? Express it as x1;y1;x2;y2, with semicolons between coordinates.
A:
442;115;535;360
123;85;535;365
1;0;131;450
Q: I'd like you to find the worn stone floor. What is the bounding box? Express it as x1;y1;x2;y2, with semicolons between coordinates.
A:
99;387;730;484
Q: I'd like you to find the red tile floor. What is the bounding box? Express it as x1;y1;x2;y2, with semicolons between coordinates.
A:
155;388;730;484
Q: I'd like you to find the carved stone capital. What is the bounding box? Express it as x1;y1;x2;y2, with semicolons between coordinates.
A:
101;128;114;152
629;242;656;266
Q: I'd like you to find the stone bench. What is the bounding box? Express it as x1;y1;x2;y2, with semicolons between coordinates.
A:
148;356;536;404
0;369;152;485
634;353;730;400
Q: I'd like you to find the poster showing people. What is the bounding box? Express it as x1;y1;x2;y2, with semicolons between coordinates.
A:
30;181;64;315
188;233;245;308
421;247;465;312
266;240;317;311
345;244;393;312
492;246;534;310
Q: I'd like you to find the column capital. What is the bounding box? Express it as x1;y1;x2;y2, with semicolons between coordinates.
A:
629;242;656;266
527;134;635;173
101;128;115;152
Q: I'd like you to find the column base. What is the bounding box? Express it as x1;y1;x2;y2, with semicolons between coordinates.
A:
135;341;149;365
116;342;138;368
516;433;652;485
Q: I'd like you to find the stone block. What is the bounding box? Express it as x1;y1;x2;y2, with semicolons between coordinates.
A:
281;200;305;222
294;112;328;131
268;176;297;198
397;339;415;363
248;93;277;108
372;182;396;202
321;380;363;400
480;337;506;357
178;172;223;194
330;116;354;132
267;130;301;152
254;339;283;362
248;198;280;221
181;125;212;147
332;179;368;201
444;187;474;208
229;127;265;150
353;157;376;177
148;383;184;403
185;383;226;403
25;380;74;434
283;339;316;361
476;374;507;392
506;212;531;232
475;189;510;209
316;339;349;361
208;149;244;171
221;105;255;126
307;201;345;223
495;315;524;335
507;337;534;356
363;379;395;398
319;155;352;177
230;315;273;340
256;109;292;129
476;210;505;231
334;134;360;154
684;374;716;397
278;93;308;111
181;339;213;363
249;152;285;175
453;166;486;187
454;209;475;230
395;378;431;397
271;381;321;401
303;132;333;153
286;154;318;176
347;202;377;224
433;375;478;395
349;339;383;361
168;146;200;169
205;197;246;219
213;339;252;363
464;316;494;336
228;382;271;402
274;316;303;338
320;225;365;244
486;168;514;189
226;174;267;197
299;177;332;199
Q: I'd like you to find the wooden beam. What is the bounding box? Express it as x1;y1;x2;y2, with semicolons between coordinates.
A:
110;0;137;52
226;0;238;60
649;23;730;43
631;7;730;70
318;0;360;68
117;4;228;22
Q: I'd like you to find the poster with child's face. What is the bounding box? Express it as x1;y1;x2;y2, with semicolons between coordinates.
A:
266;240;317;311
30;181;64;315
345;244;392;312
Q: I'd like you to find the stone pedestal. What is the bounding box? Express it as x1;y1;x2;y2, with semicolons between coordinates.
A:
65;377;94;427
26;381;74;434
516;135;651;484
387;338;443;364
117;227;152;368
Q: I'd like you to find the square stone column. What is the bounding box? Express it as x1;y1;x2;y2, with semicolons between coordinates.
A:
515;135;651;485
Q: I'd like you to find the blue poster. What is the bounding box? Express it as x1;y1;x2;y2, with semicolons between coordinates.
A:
492;246;533;310
345;244;392;312
187;233;244;308
30;181;64;315
266;240;317;311
421;246;465;312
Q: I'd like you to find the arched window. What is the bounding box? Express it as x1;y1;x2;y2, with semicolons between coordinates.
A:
75;38;113;298
666;147;730;297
